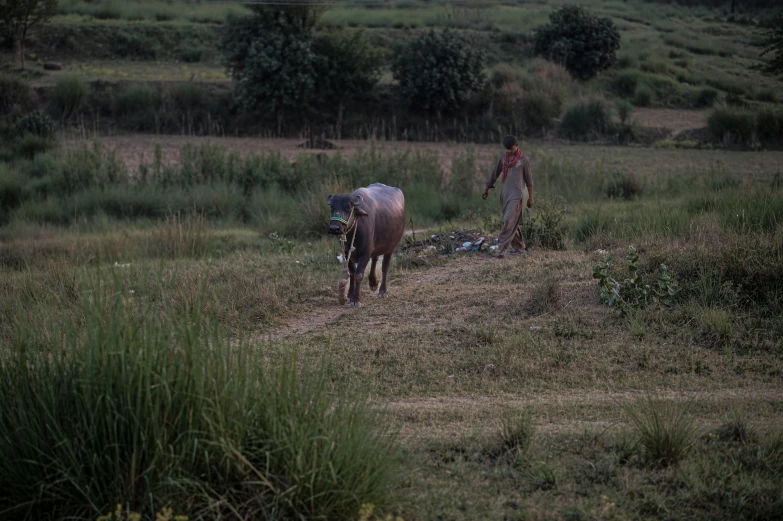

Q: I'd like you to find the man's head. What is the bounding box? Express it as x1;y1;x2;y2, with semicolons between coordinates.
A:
503;135;518;151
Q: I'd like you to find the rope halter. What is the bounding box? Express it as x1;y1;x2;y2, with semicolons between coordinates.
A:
330;206;356;235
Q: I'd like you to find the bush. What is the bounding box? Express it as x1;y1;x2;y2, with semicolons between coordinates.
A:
113;34;158;59
112;84;159;131
0;76;36;115
696;87;719;108
611;70;639;98
0;279;398;520
391;30;484;118
633;85;653;107
624;397;698;468
533;5;621;81
179;45;204;63
16;110;55;138
15;134;57;159
756;108;783;143
559;99;613;141
221;15;316;128
707;107;756;145
0;165;25;223
605;170;643;199
50;74;90;120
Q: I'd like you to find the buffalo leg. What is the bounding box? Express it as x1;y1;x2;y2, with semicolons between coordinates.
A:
368;256;379;292
347;258;357;305
379;253;392;297
349;254;370;307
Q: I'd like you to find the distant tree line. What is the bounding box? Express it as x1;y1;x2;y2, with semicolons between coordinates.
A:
222;4;621;132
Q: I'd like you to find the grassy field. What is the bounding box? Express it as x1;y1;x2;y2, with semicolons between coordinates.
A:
1;136;782;519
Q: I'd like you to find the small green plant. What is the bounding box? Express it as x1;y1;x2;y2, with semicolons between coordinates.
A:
16;110;55;138
521;195;568;250
268;231;295;254
711;409;757;444
625;397;698;468
593;247;680;314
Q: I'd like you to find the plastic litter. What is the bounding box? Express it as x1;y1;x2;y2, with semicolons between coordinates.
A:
462;241;473;248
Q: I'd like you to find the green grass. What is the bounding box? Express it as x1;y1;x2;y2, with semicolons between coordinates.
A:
1;140;783;519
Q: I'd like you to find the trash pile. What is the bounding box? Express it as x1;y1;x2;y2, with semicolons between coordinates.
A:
401;229;498;255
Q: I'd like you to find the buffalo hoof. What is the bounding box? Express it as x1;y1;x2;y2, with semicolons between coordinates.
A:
379;289;387;298
349;300;362;308
369;282;379;292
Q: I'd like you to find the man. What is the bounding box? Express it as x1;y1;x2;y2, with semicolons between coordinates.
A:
482;135;534;258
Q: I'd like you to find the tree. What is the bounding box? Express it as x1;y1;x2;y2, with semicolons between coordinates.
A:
312;29;383;138
222;18;315;135
760;15;783;77
0;0;58;70
533;5;621;81
391;30;484;120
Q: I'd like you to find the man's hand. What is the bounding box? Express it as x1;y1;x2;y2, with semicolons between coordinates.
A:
482;187;491;200
527;197;534;208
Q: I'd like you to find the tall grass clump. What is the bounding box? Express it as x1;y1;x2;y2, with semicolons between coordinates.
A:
0;274;398;520
559;99;613;141
707;106;755;146
50;75;90;120
625;397;698;467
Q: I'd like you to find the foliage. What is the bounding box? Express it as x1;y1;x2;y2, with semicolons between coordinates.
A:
0;275;399;520
760;14;783;77
0;0;58;68
312;29;383;132
625;397;698;468
0;75;36;116
559;99;613;141
15;110;54;137
593;247;680;314
533;5;621;81
521;195;568;250
221;16;315;126
391;30;485;118
50;74;90;120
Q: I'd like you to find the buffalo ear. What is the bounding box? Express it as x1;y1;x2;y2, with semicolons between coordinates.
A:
355;206;369;216
350;194;364;206
326;195;333;206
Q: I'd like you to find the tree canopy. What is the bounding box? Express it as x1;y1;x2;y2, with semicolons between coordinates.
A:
391;30;485;119
533;5;621;81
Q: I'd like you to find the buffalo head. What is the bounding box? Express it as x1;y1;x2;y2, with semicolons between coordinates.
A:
327;193;368;235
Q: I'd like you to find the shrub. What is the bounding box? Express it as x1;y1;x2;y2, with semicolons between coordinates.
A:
15;134;56;159
391;30;484;118
760;13;783;76
0;164;25;223
16;110;55;138
0;279;398;520
313;29;384;135
533;5;621;81
707;107;756;145
611;70;639;98
625;397;698;468
756;107;783;143
559;99;613;141
0;75;36;115
112;84;159;131
605;170;643;199
179;45;204;63
113;34;158;59
633;85;653;107
222;17;315;130
50;74;90;120
696;87;719;108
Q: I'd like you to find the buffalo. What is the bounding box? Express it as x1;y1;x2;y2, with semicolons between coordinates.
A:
327;183;405;307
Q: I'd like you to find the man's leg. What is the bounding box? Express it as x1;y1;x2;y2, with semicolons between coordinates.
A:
496;200;525;254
